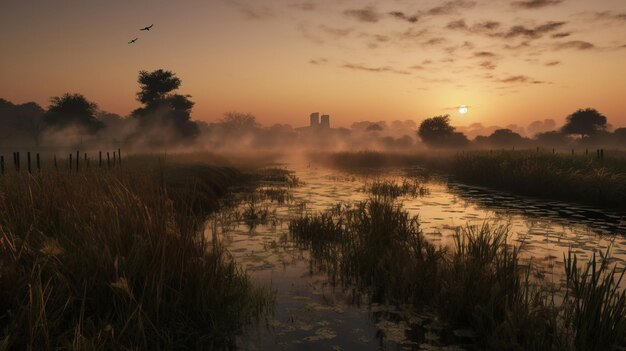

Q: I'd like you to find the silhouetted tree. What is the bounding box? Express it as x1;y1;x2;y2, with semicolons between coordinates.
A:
418;115;469;147
42;93;104;134
615;128;626;144
0;99;45;146
534;130;571;146
476;128;528;147
561;108;607;138
218;112;259;134
366;124;384;132
132;69;199;143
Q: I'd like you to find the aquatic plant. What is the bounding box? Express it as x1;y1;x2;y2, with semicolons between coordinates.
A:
563;249;626;350
289;197;626;350
0;161;272;349
367;178;429;199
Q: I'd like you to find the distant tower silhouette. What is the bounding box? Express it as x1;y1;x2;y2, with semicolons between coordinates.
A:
310;112;320;128
320;114;330;129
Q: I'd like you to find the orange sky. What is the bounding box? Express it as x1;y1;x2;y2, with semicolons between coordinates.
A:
0;0;625;131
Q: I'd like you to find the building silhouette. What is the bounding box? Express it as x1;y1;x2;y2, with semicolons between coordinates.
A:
320;114;330;129
310;113;320;128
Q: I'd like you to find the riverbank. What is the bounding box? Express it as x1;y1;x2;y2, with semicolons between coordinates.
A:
309;150;626;209
0;154;274;350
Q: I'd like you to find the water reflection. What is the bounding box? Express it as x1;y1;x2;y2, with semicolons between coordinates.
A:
208;164;625;350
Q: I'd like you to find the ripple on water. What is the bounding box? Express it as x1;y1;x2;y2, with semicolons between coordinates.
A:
226;165;626;349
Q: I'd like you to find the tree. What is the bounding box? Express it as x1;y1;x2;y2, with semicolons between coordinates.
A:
615;128;626;144
0;99;45;146
42;93;104;133
366;124;384;132
561;108;607;138
534;130;571;146
132;69;199;143
480;129;527;146
418;115;469;147
218;112;259;134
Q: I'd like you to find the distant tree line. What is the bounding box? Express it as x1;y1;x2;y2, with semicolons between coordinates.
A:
417;108;626;149
2;73;626;151
0;69;199;150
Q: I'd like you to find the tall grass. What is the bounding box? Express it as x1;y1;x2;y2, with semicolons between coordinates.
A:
450;151;626;208
0;163;271;350
289;197;626;350
367;179;428;199
310;150;626;208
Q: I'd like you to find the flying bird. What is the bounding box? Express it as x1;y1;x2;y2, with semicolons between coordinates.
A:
128;38;138;44
140;24;153;31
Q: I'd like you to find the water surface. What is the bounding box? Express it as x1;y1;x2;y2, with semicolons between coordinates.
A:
208;164;626;350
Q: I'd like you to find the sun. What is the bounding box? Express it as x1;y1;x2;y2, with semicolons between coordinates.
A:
458;105;468;115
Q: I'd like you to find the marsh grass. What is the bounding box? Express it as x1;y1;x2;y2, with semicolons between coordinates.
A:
312;150;626;208
0;162;272;350
450;151;626;208
563;249;626;350
289;197;626;350
367;179;429;199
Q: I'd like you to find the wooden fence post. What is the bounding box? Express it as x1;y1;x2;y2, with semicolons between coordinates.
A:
0;155;4;175
54;154;57;170
76;150;79;172
69;154;72;170
16;152;20;171
99;151;102;168
27;152;31;174
36;153;40;172
107;152;110;169
112;151;116;167
118;148;121;166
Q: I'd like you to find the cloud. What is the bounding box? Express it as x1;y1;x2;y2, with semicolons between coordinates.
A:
545;60;561;66
593;11;626;22
554;40;594;50
474;51;497;57
389;11;419;23
309;58;328;65
344;6;382;23
230;1;274;20
342;63;410;75
511;0;564;9
502;21;566;39
427;0;477;16
319;25;354;38
498;75;545;84
289;2;317;11
479;61;497;70
551;32;571;38
422;37;447;46
447;19;566;40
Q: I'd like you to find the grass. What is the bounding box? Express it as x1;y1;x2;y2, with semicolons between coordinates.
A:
367;178;429;199
0;159;272;350
310;150;626;208
289;197;626;350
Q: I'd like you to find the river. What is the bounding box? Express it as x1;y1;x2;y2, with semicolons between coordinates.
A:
207;163;626;350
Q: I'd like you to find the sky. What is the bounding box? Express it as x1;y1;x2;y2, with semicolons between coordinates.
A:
0;0;625;130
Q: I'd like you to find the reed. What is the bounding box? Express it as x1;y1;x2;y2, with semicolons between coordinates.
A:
0;161;272;350
289;197;626;350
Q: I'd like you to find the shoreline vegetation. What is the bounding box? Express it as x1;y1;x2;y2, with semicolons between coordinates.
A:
0;154;275;350
309;150;626;209
289;194;626;350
